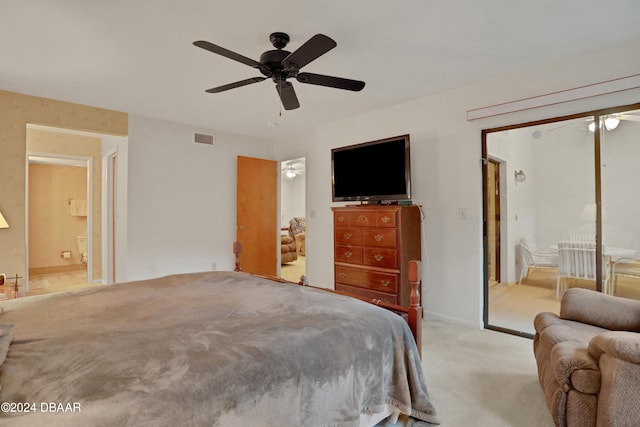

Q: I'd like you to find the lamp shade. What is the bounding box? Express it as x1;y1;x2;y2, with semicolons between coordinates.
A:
0;211;8;229
579;203;608;222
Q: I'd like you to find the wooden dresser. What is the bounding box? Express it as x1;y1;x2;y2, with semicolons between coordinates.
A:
332;205;422;307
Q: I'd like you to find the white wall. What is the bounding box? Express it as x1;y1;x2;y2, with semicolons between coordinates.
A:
126;115;274;280
276;37;640;328
281;172;305;226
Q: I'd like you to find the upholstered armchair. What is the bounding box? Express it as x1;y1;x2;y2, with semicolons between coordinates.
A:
288;217;306;256
533;288;640;426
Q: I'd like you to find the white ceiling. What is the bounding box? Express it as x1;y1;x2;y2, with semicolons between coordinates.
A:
3;0;640;141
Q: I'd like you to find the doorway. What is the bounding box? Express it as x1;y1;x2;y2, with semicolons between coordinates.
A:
486;158;501;286
25;124;128;295
280;157;306;282
27;153;94;295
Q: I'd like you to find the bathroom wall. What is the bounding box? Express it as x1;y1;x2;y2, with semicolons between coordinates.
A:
29;164;87;273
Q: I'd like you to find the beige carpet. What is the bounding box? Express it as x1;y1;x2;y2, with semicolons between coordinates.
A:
489;284;559;335
27;270;100;297
423;320;553;426
281;255;305;282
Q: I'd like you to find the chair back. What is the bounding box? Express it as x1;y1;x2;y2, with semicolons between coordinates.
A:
288;217;306;237
520;237;535;267
557;240;602;280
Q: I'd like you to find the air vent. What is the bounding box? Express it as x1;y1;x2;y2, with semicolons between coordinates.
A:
194;132;214;146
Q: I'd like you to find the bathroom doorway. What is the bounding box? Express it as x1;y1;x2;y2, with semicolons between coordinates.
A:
280;157;306;282
26;153;94;295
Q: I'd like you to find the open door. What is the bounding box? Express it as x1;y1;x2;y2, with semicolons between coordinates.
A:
486;159;500;285
236;156;277;275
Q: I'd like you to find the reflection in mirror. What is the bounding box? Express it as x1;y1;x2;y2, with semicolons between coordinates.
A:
485;107;640;336
485;116;595;335
601;109;640;300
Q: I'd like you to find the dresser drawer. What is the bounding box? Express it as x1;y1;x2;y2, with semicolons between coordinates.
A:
335;266;398;293
376;211;397;227
334;227;363;246
363;228;397;248
363;248;398;269
335;283;398;304
335;246;363;264
350;211;377;227
334;212;350;226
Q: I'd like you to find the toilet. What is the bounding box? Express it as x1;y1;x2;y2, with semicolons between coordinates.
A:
76;235;88;264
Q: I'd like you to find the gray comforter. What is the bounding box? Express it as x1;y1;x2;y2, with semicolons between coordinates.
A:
0;271;438;426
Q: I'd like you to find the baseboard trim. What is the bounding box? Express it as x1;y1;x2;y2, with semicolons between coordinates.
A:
29;264;87;276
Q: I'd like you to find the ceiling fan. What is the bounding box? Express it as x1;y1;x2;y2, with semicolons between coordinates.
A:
545;110;640;133
193;32;365;110
282;160;304;178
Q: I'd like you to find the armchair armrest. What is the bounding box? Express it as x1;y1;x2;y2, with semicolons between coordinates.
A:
560;288;640;332
588;331;640;365
551;341;601;394
587;331;640;425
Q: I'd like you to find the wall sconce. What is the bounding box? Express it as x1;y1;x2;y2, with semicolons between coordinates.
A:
514;170;526;183
0;210;9;229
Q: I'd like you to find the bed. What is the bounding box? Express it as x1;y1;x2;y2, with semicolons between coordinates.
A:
0;269;439;426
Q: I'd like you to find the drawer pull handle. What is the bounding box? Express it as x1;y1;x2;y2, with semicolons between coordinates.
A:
338;216;346;223
344;232;353;240
374;234;384;242
381;216;391;223
374;254;384;262
344;251;353;258
357;215;367;224
339;272;347;279
381;279;390;287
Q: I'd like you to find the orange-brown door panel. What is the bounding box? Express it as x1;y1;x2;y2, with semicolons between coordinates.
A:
236;156;277;276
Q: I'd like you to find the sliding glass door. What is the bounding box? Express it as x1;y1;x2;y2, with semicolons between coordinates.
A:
483;103;640;336
600;108;640;300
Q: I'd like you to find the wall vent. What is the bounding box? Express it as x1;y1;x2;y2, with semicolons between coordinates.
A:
194;132;214;146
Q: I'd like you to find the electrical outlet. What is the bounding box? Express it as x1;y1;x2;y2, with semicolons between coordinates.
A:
211;262;217;271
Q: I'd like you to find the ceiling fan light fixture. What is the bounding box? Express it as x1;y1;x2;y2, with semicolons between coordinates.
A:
604;116;620;130
286;170;296;179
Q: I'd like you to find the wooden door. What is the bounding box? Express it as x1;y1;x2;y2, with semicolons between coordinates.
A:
486;159;500;284
236;156;277;276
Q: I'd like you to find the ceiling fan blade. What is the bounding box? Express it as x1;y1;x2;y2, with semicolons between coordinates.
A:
296;72;365;91
194;40;263;69
618;114;640;122
275;81;300;110
283;34;337;69
205;77;266;93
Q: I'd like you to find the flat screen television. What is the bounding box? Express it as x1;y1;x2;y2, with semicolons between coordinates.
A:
331;134;411;203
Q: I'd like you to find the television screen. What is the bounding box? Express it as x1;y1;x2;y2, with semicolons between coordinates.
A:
331;135;411;202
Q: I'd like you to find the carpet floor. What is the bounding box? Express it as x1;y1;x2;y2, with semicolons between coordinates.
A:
402;320;553;426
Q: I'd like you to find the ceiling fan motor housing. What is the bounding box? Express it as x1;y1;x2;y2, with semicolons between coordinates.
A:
259;49;293;79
